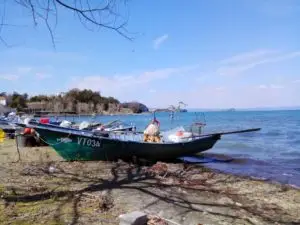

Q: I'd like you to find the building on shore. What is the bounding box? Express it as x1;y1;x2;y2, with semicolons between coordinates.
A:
25;102;48;114
0;96;6;106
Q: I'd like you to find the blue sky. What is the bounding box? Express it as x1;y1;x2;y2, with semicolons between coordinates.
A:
0;0;300;108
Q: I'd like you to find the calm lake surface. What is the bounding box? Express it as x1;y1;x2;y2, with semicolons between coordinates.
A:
52;110;300;187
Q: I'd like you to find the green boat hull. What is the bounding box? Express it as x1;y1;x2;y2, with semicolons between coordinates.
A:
34;126;221;161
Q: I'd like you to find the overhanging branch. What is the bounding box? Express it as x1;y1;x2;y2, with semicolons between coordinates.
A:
0;0;133;47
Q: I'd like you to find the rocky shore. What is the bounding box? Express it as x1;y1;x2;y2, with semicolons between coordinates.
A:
0;140;299;225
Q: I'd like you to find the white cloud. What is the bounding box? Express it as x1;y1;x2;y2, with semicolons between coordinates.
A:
69;65;197;99
0;74;19;81
257;84;284;89
195;76;208;82
0;64;53;82
270;84;284;89
35;73;52;80
258;84;268;89
148;84;299;109
218;50;300;76
215;86;226;92
220;49;277;65
293;79;300;83
153;34;169;50
17;67;32;73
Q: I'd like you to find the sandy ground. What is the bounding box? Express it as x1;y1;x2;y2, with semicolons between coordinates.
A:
0;139;300;225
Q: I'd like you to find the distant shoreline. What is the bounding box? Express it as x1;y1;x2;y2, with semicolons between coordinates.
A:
187;107;300;112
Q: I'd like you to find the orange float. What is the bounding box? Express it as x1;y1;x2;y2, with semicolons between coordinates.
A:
24;128;32;134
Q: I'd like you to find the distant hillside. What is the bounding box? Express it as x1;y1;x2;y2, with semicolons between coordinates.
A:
120;102;149;113
1;89;149;115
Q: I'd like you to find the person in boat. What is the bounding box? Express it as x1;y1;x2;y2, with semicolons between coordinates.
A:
143;117;161;143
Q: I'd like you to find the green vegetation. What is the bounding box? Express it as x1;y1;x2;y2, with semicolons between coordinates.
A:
28;89;119;105
64;89;119;105
29;95;52;102
1;92;28;111
121;102;149;113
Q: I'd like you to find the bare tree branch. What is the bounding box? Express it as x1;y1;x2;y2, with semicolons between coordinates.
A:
0;0;10;47
44;0;56;48
0;0;133;47
55;0;132;40
28;0;38;26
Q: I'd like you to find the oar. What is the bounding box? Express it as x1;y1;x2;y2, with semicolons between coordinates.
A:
216;128;261;135
181;128;261;139
103;120;120;127
90;120;120;129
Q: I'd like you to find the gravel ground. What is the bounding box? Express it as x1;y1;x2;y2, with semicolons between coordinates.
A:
0;139;300;225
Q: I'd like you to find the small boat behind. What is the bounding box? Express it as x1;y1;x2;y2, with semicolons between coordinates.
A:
16;117;136;133
78;120;136;132
0;117;23;138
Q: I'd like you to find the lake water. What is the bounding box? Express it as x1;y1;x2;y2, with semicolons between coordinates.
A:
53;110;300;187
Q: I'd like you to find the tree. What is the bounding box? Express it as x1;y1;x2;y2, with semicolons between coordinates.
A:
0;0;132;47
23;93;29;101
107;96;120;104
29;95;49;102
121;101;149;113
8;92;28;111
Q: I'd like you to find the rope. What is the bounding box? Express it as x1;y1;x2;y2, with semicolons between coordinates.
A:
14;134;21;162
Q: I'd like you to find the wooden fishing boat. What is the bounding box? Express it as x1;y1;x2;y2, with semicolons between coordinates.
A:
29;122;261;161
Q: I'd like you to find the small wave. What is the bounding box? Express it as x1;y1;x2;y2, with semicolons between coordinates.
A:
291;139;300;145
261;130;283;137
282;173;293;177
288;184;300;189
232;158;272;166
237;132;260;137
217;142;260;150
202;154;271;166
249;176;269;181
280;151;300;157
287;131;300;139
